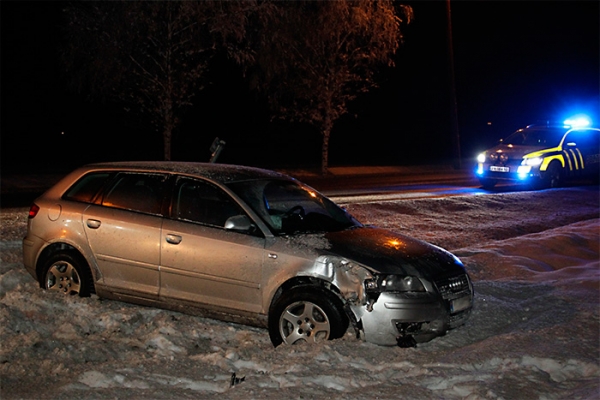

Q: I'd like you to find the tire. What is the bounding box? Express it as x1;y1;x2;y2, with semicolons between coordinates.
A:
538;161;563;189
42;251;94;297
268;286;349;347
478;178;497;189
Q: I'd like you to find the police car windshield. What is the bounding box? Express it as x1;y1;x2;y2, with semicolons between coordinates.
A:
503;127;567;147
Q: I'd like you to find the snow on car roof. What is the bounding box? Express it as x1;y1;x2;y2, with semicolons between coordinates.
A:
83;161;292;184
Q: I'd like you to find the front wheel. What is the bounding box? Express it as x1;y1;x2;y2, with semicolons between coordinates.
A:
42;251;93;297
478;177;497;189
268;286;349;347
536;161;563;189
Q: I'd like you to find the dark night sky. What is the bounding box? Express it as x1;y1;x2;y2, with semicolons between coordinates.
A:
1;1;598;172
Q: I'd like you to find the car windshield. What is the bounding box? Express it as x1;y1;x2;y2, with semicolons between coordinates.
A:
502;127;567;147
226;179;361;235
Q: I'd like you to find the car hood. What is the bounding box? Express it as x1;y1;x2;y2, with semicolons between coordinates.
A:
485;143;548;159
323;226;465;278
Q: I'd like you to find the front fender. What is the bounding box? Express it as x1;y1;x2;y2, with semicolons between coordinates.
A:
540;154;565;171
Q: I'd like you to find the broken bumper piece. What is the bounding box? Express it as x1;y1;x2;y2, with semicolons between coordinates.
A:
358;292;471;346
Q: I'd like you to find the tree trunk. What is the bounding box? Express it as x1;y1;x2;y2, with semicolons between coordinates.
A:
163;128;172;161
162;92;175;161
320;133;329;176
320;115;333;176
163;106;174;161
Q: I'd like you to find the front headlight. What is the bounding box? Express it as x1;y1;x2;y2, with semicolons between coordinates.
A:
477;153;486;163
522;157;543;166
366;275;426;292
384;275;425;292
517;165;532;174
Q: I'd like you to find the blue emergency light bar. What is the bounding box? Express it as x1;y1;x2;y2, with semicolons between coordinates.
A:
563;115;591;128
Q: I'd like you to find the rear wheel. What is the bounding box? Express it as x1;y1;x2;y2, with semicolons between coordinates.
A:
42;251;93;297
268;286;348;347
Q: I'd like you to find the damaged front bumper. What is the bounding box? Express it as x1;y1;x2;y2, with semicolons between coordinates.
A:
315;254;474;347
355;292;472;346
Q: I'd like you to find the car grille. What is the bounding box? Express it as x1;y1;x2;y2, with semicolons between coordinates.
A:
435;274;473;329
435;274;472;301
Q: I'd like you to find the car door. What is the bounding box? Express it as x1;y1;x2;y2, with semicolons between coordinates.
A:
82;172;168;297
566;129;600;176
160;176;266;314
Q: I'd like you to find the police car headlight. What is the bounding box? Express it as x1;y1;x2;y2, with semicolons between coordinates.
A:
522;157;543;166
517;165;532;174
477;153;486;163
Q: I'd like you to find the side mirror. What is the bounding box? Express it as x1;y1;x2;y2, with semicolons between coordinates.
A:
225;215;256;233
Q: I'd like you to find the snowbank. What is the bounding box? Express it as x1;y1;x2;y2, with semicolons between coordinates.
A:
1;187;598;399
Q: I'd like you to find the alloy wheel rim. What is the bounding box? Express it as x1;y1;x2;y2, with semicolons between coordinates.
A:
279;301;331;344
45;261;81;295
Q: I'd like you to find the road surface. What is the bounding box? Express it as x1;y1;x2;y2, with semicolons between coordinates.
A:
2;165;594;208
297;166;522;203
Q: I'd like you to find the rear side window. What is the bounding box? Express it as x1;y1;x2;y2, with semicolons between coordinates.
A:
63;172;112;203
101;173;168;215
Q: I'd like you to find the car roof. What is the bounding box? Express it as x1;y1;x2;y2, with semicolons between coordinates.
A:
512;124;600;138
524;124;599;132
521;124;569;132
83;161;292;184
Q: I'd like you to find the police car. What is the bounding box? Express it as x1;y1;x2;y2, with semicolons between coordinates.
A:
475;121;600;189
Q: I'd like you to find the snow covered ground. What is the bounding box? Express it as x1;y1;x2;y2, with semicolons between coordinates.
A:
1;186;598;399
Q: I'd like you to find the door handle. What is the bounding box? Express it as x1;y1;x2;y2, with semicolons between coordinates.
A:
86;219;101;229
165;234;182;245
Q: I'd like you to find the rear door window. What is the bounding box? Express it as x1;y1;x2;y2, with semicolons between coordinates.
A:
101;173;168;215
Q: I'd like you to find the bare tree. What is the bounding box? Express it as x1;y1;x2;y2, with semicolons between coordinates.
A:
247;0;413;174
62;1;255;160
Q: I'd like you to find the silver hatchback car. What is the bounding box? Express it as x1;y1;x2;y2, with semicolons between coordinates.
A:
22;162;473;347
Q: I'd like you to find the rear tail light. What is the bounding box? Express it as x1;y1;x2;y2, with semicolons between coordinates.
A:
28;204;40;219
